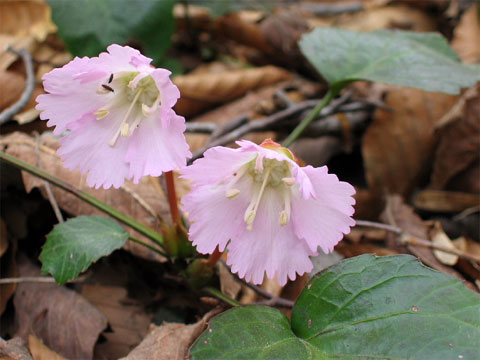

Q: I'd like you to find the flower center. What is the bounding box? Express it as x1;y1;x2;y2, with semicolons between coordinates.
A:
93;72;161;147
225;157;295;230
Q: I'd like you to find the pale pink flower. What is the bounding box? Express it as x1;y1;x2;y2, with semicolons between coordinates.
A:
181;139;355;285
36;44;191;189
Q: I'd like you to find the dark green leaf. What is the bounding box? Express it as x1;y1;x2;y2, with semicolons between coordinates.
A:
47;0;175;62
40;215;128;284
190;255;480;359
299;27;480;94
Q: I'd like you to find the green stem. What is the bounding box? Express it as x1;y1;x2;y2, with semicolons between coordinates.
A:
282;88;338;148
128;237;166;257
0;150;164;247
204;287;241;307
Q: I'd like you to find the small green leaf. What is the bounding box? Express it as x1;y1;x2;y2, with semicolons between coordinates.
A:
40;215;128;284
190;255;480;359
299;27;480;94
47;0;175;62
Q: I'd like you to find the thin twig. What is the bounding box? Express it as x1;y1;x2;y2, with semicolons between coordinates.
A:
0;46;35;125
220;260;294;308
355;219;480;263
0;276;86;284
188;92;355;164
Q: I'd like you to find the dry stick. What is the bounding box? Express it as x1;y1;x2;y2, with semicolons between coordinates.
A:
220;260;295;308
187;92;354;164
0;47;35;125
355;219;480;263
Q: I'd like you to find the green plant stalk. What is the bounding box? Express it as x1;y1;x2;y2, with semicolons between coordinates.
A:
0;150;165;248
128;237;166;257
282;88;338;148
204;286;241;307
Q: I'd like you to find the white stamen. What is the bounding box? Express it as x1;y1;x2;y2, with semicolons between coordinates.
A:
121;123;130;137
282;177;295;186
109;88;143;147
94;109;109;120
244;166;272;230
279;210;288;226
226;188;240;199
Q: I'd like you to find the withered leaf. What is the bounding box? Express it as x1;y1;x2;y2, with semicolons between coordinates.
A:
14;257;107;360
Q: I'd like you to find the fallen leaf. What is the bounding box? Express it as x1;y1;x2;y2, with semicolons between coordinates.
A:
0;220;17;316
0;71;24;112
452;4;480;64
0;0;56;42
431;85;480;191
28;335;66;360
120;309;221;360
363;87;457;197
14;256;107;360
174;65;291;117
0;337;33;360
381;195;462;278
1;132;168;262
413;190;480;212
218;261;242;300
336;242;398;258
81;285;151;359
430;222;459;266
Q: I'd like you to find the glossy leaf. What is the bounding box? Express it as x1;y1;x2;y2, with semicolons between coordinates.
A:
190;255;480;359
40;215;128;284
299;27;480;94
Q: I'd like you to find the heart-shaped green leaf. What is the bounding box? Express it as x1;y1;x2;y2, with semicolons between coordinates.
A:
299;27;480;94
40;215;128;284
190;255;480;359
47;0;175;63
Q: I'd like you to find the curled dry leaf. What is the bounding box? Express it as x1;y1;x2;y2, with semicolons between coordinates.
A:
174;65;291;117
0;337;33;360
381;194;462;278
363;87;458;198
431;85;479;192
452;4;480;64
120;309;222;360
28;335;67;360
430;222;459;266
14;257;107;360
1;132;169;262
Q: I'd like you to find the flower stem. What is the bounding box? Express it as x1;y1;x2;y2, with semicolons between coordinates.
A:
203;286;241;307
282;88;338;148
206;246;223;268
165;170;181;227
128;237;167;257
0;150;165;247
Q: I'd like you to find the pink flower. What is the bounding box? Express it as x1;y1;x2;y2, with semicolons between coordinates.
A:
181;139;355;285
36;44;191;189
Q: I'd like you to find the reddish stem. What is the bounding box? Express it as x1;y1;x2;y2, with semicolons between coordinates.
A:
206;246;223;268
165;170;181;227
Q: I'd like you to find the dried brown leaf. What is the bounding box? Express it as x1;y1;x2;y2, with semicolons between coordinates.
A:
1;132;168;262
363;87;457;197
413;190;480;213
452;4;480;64
81;285;151;359
0;219;17;316
120;309;221;360
431;86;480;191
430;222;458;266
381;195;462;278
174;66;291;117
0;71;24;112
0;0;56;42
14;257;107;360
28;335;67;360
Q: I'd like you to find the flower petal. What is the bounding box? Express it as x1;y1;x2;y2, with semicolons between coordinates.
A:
291;165;355;254
180;147;255;187
36;57;107;134
182;181;252;255
126;109;191;183
57;110;131;189
227;188;315;286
